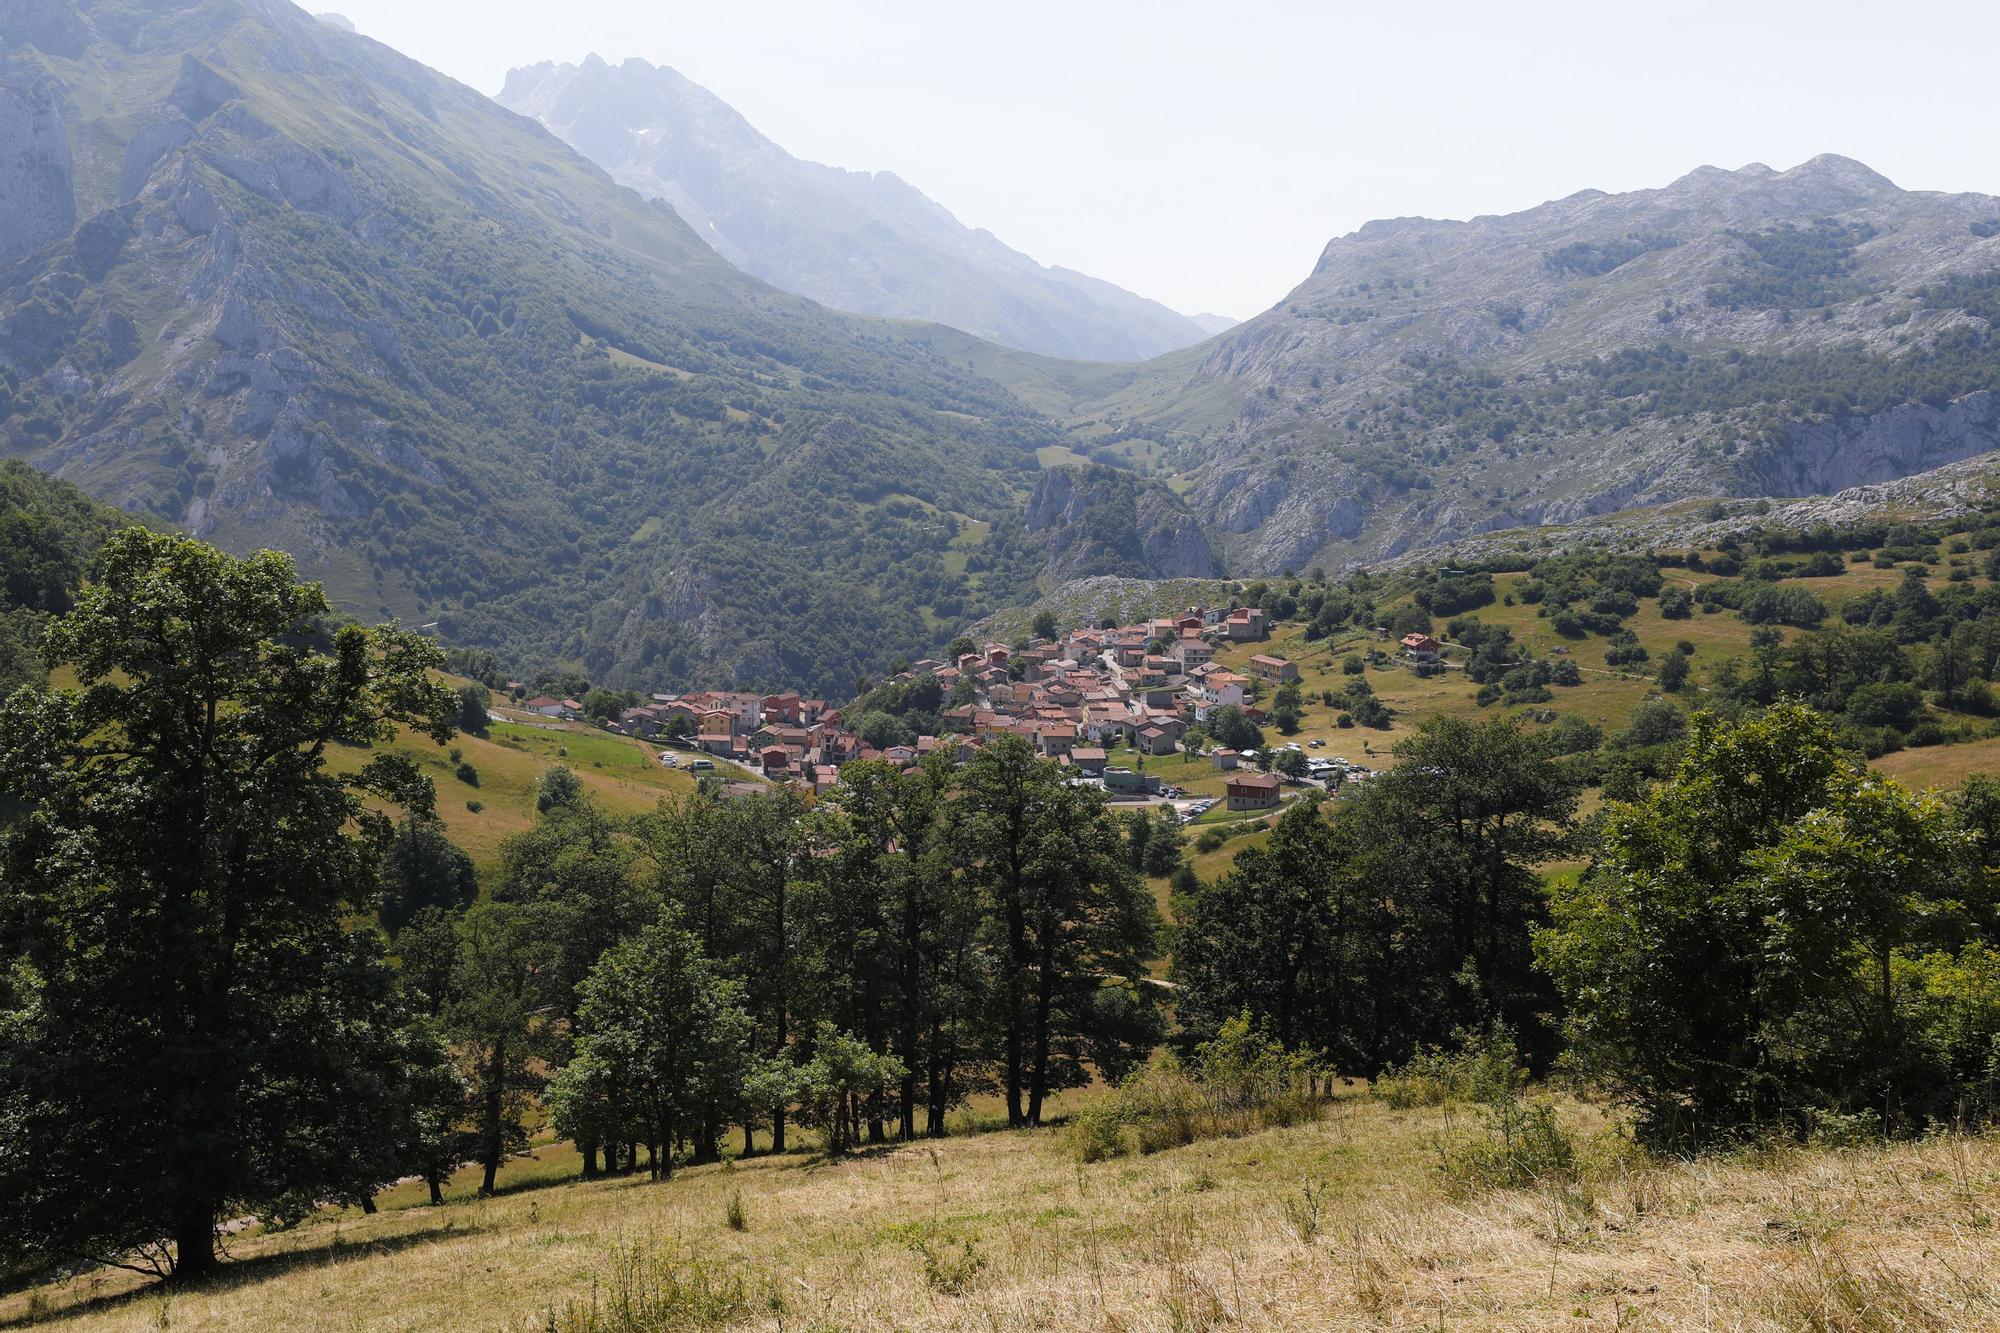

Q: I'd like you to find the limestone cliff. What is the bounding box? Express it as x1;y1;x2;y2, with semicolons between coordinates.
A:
1026;465;1220;583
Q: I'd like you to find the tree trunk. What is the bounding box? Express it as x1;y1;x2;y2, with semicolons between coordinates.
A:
1027;927;1056;1125
359;1193;378;1216
693;1121;719;1164
581;1141;599;1179
742;1118;756;1158
899;876;921;1141
927;1027;955;1137
1004;907;1027;1125
170;1209;218;1284
479;1038;505;1196
427;1173;444;1207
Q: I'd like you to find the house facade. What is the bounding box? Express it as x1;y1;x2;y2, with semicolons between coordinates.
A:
1225;772;1283;811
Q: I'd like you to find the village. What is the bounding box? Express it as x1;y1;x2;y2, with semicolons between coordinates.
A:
503;606;1442;825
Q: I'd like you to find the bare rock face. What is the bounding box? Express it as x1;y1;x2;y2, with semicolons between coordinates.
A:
0;0;93;57
0;75;76;266
1747;392;2000;495
1027;465;1220;582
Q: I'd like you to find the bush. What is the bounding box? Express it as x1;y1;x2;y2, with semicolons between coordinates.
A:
1066;1014;1328;1161
1063;1106;1129;1163
1381;1027;1583;1195
1438;1098;1579;1194
1374;1026;1520;1108
454;760;479;786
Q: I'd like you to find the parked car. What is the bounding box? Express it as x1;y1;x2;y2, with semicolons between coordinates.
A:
689;758;716;772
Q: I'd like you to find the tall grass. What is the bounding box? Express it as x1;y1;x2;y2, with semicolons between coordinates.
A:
540;1242;754;1333
1376;1026;1590;1195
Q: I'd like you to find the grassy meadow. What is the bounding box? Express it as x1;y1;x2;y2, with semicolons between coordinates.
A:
325;698;702;880
11;1090;2000;1331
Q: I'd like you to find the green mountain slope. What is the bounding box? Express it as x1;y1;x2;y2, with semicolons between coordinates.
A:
0;0;1084;695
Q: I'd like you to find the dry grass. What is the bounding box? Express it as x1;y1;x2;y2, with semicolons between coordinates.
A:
325;712;696;878
1872;734;2000;790
13;1095;2000;1331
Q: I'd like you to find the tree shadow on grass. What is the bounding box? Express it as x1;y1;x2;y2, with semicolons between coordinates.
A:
0;1220;481;1329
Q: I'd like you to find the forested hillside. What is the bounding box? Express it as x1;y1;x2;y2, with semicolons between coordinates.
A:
0;0;1104;697
14;529;2000;1331
0;458;129;693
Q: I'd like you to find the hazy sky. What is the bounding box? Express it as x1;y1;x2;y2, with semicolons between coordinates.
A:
325;0;2000;320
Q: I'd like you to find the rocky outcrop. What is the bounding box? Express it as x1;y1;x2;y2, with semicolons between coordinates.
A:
169;54;240;122
1027;465;1220;582
0;0;93;56
0;76;76;266
1744;392;2000;496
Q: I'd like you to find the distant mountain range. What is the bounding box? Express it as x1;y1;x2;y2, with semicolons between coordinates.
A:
1009;154;2000;576
0;0;1206;694
496;56;1227;363
6;1;2000;695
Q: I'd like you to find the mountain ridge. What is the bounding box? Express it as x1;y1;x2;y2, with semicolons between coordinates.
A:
1037;153;2000;577
496;55;1217;363
0;0;1147;696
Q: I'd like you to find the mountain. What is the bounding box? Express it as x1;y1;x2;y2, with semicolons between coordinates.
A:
0;0;1172;696
495;57;1216;363
1040;155;2000;575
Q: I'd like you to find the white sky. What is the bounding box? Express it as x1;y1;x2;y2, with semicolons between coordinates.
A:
323;0;2000;321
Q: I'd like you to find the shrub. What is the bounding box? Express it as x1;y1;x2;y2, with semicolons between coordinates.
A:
1066;1015;1329;1161
1063;1106;1129;1163
1382;1027;1584;1196
910;1231;985;1295
1279;1178;1327;1246
1437;1097;1579;1194
454;760;479;786
1374;1026;1520;1108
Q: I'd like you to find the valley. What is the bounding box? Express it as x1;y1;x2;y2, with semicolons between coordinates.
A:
13;6;2000;1329
8;4;2000;700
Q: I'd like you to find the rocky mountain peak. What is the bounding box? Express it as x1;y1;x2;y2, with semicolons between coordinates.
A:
1064;155;2000;581
495;58;1216;362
